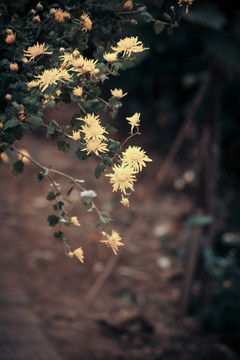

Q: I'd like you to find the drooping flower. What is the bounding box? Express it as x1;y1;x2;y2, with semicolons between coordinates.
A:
24;42;52;61
33;15;41;23
68;130;81;141
80;12;92;31
9;62;18;71
105;164;137;194
110;88;127;99
70;216;81;227
5;29;16;44
103;52;118;63
34;68;62;91
5;94;12;101
53;8;70;23
83;138;109;156
126;112;140;133
178;0;194;13
121;146;152;172
73;86;83;97
111;36;148;57
120;195;130;207
101;230;124;255
68;247;84;263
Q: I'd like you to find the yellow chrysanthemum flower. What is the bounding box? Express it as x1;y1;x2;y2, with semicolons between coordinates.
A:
121;146;152;172
68;130;81;141
120;195;129;207
59;52;74;68
80;12;92;31
103;52;118;63
78;113;101;126
68;247;84;263
126;112;140;133
81;122;108;141
111;36;149;57
53;8;70;23
59;69;72;81
178;0;194;13
23;42;53;61
101;230;124;255
105;164;137;194
83;139;109;156
110;88;128;99
71;55;85;69
18;149;30;163
70;216;81;227
35;68;62;91
73;86;83;97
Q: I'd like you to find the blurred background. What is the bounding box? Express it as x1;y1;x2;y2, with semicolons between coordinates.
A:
1;0;240;359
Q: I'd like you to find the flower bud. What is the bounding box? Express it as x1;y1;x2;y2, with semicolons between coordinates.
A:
5;29;16;44
59;47;65;54
49;8;56;15
9;62;18;71
29;9;36;15
123;1;133;10
33;15;41;23
5;94;12;101
36;2;43;11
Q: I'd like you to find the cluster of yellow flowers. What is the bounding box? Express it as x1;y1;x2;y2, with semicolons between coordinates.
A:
68;113;109;156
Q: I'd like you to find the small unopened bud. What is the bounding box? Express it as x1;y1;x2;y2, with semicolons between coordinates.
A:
5;94;12;101
36;2;43;11
9;62;18;71
29;9;36;15
123;1;133;10
131;19;138;25
22;57;28;64
73;49;80;59
59;47;65;54
49;8;56;15
33;15;41;23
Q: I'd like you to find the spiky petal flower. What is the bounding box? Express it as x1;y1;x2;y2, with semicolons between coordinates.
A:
78;113;101;126
80;12;92;31
126;112;140;133
83;139;109;156
110;88;127;99
68;130;81;141
24;42;52;61
68;247;84;263
111;36;148;57
106;164;137;194
81;122;108;141
53;8;70;22
101;230;124;255
35;68;62;91
121;146;152;172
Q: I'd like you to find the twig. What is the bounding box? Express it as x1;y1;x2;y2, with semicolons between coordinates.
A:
152;65;211;192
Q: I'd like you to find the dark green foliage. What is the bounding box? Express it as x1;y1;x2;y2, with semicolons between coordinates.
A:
57;141;71;153
54;231;65;242
12;160;24;176
47;215;59;227
94;163;105;179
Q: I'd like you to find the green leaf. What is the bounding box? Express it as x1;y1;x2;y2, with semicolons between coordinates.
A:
67;186;74;196
94;163;105;178
138;11;153;23
46;191;57;201
3;119;19;130
154;21;165;34
12;160;24;176
57;141;71;153
107;139;121;154
44;101;57;109
71;114;84;128
47;215;59;227
54;231;65;242
37;171;44;182
27;115;43;128
83;99;107;113
46;120;61;139
75;147;88;160
104;123;117;135
98;212;112;224
102;154;113;167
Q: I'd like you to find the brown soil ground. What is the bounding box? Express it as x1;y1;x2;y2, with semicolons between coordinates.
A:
0;125;239;360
